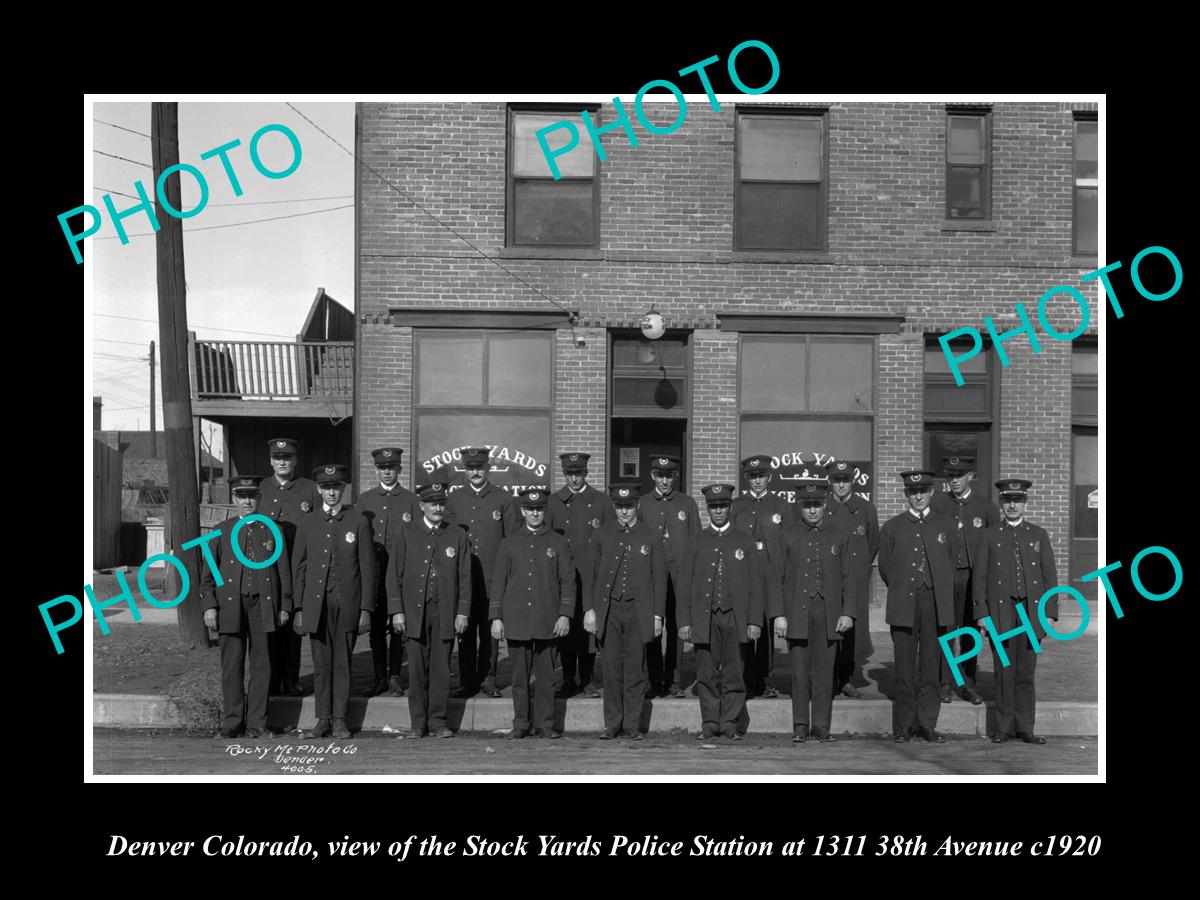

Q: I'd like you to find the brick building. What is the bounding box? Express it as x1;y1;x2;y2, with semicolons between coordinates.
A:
354;100;1099;592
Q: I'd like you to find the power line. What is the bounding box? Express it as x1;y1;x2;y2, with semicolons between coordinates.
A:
94;203;352;240
95;149;153;169
104;404;151;412
95;186;354;207
284;102;578;329
95;351;147;361
94;118;151;139
93;312;294;339
94;336;152;347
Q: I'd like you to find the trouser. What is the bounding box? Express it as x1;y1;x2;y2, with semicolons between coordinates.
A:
694;608;749;736
509;639;557;732
647;575;679;689
890;586;943;734
269;626;303;693
941;568;977;689
560;570;597;686
789;599;837;729
407;600;454;733
218;596;271;731
992;597;1039;735
311;602;357;720
744;607;774;693
459;564;500;689
601;599;648;734
834;587;874;689
370;593;404;682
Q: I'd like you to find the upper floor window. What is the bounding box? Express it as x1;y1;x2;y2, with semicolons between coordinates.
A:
735;111;827;251
946;109;991;219
1074;114;1098;255
507;108;598;248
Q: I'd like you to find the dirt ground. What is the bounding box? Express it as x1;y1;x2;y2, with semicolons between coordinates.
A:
92;728;1098;776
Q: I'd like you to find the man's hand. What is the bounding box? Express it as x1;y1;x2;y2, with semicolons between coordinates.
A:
835;615;854;634
391;613;406;636
292;612;303;634
455;614;469;635
278;610;290;627
491;619;505;641
203;609;218;631
976;618;988;641
653;615;663;638
774;616;788;638
358;611;371;635
678;625;692;643
553;615;570;638
583;609;597;635
747;624;762;642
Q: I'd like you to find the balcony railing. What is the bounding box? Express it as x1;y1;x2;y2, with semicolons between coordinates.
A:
191;340;353;400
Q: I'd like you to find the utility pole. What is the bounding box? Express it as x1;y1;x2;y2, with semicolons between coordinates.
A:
149;340;157;456
152;102;207;648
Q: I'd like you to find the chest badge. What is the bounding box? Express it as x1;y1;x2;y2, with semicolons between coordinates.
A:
640;544;650;556
973;517;983;528
591;517;601;529
937;532;946;544
771;513;782;525
831;544;840;556
263;540;274;554
677;510;687;522
1033;540;1040;553
446;546;456;558
734;548;745;561
492;509;502;521
546;547;557;559
855;524;866;536
402;512;412;523
300;501;311;513
345;531;356;544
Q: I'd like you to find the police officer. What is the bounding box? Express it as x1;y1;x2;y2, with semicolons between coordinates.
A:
638;455;699;698
772;480;856;743
291;464;375;740
584;484;667;740
358;447;421;697
388;482;471;739
877;470;955;743
491;487;574;740
678;484;768;741
201;476;292;739
547;452;613;698
972;479;1058;745
825;460;880;700
730;454;792;699
259;437;320;697
930;455;999;704
445;447;520;698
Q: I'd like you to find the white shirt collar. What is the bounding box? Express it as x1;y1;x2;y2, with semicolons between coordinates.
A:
1006;517;1025;528
379;480;399;492
909;507;930;520
423;516;439;531
323;502;343;516
750;490;767;500
568;484;587;494
712;522;731;534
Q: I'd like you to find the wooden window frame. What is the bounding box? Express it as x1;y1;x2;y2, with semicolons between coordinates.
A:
945;107;992;221
1073;112;1098;256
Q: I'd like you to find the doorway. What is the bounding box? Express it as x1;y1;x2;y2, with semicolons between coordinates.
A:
611;418;688;494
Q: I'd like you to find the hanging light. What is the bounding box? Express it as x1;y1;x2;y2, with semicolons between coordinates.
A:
640;307;665;340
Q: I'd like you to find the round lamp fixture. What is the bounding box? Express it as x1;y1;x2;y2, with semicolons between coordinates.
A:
640;308;665;340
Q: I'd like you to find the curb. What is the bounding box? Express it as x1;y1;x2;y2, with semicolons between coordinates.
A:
93;694;1098;736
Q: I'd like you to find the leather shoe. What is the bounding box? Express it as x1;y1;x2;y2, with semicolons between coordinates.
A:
893;730;912;743
556;679;579;698
583;684;601;698
539;728;563;740
811;726;835;743
598;729;620;740
939;685;953;703
218;726;243;739
668;683;686;699
624;731;645;742
792;725;809;743
372;677;389;697
507;728;530;740
697;728;720;741
245;726;280;739
991;733;1011;744
331;718;351;740
723;731;744;742
960;687;983;705
919;728;946;743
405;727;427;739
433;727;454;738
1017;732;1047;744
308;719;332;738
453;686;478;699
840;683;863;699
480;683;503;699
761;686;780;699
388;675;404;697
286;684;306;697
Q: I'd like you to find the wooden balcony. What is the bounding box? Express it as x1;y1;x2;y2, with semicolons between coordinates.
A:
189;338;353;418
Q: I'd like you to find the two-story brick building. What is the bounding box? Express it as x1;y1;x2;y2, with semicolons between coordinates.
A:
354;100;1099;591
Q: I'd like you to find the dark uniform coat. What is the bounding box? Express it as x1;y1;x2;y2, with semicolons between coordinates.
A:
877;509;956;627
930;489;1000;570
387;519;472;641
972;520;1059;628
585;520;668;641
772;519;856;641
199;515;292;633
824;492;880;619
258;475;321;546
548;484;614;592
677;525;769;644
293;505;377;633
445;482;521;600
358;483;421;562
489;524;576;640
730;490;792;583
638;489;700;579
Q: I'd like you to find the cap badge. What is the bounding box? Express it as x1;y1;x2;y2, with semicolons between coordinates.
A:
569;454;579;462
276;441;286;448
909;474;921;483
325;466;336;475
713;486;723;494
530;492;540;501
619;488;631;498
949;457;960;465
806;485;817;493
750;459;760;467
658;458;668;466
383;450;392;457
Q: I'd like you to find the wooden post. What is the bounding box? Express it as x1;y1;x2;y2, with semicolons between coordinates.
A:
152;102;208;648
149;340;157;457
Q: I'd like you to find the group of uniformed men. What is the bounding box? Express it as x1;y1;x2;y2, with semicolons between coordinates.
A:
200;438;1057;746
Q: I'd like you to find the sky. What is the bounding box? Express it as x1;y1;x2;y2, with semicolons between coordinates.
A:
90;101;355;439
